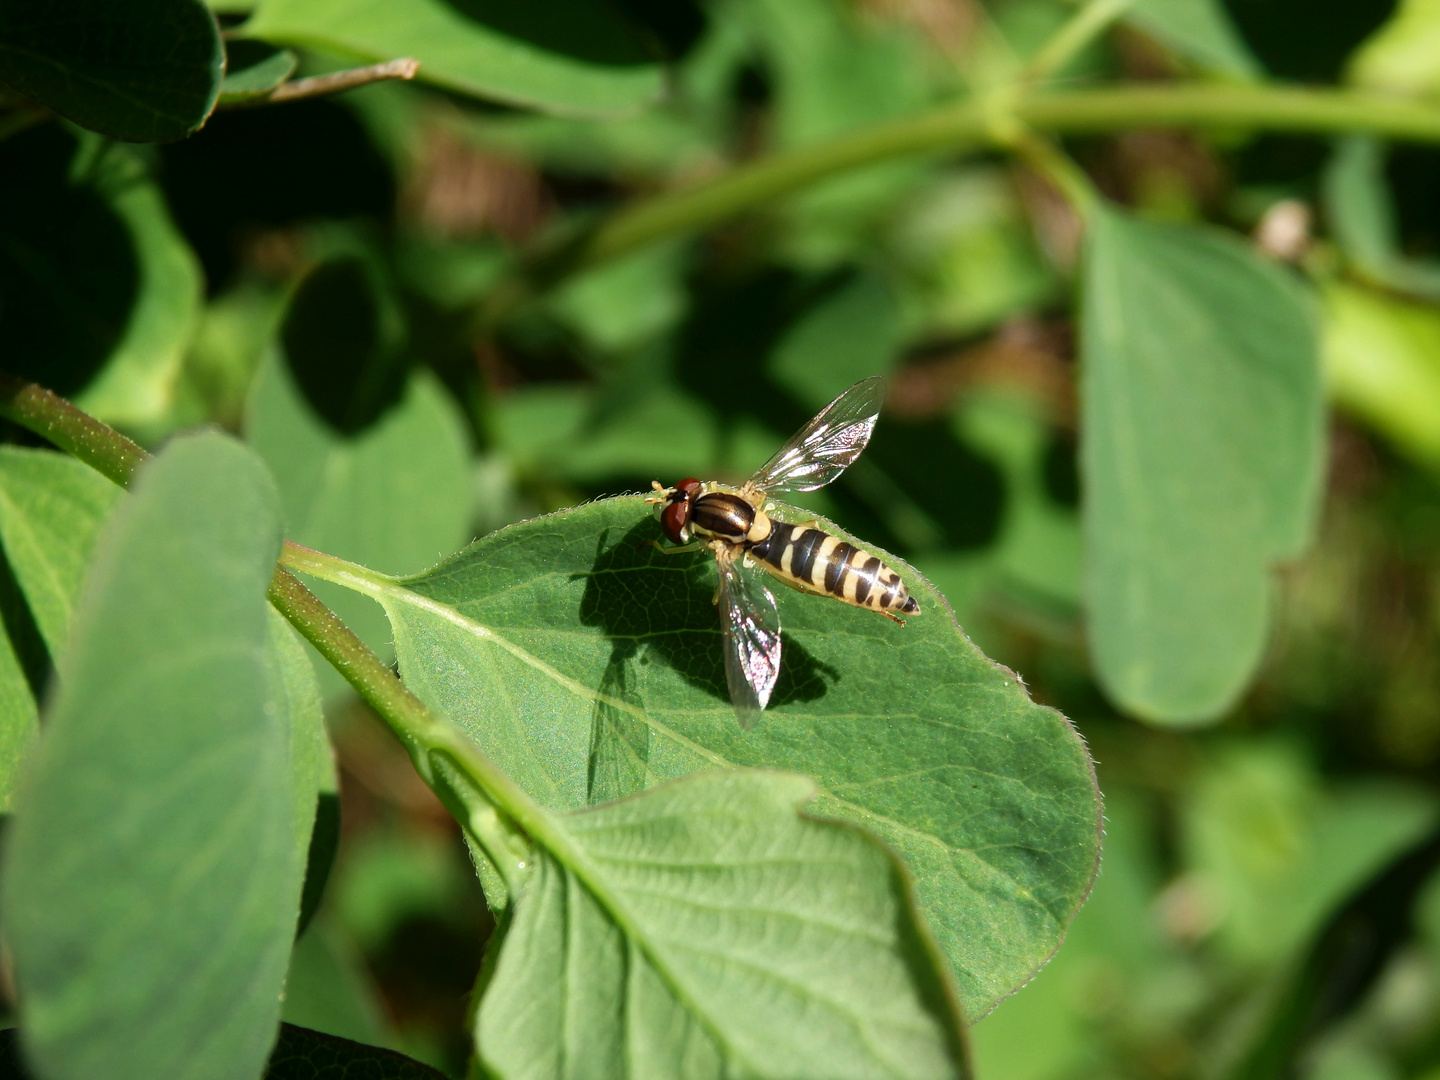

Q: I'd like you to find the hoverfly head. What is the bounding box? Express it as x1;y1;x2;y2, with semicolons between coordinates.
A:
655;477;701;544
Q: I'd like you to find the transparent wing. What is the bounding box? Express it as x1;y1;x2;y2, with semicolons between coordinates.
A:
749;376;885;494
716;551;782;729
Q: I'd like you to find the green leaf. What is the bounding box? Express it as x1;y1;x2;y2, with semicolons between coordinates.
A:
302;496;1101;1017
768;270;903;410
0;448;121;657
4;432;304;1080
0;449;121;809
243;0;665;119
1080;205;1323;724
266;1025;448;1079
0;129;200;414
1321;138;1440;299
72;142;205;429
1125;0;1261;77
271;610;336;937
0;0;223;142
476;770;969;1080
0;1025;448;1080
1348;0;1440;97
282;921;389;1047
219;40;298;104
247;356;473;691
1322;281;1440;469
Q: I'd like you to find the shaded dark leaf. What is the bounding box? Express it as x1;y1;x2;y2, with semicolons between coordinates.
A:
0;0;222;142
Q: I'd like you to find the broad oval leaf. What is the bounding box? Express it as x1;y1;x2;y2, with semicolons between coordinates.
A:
476;770;969;1080
4;432;305;1080
304;496;1101;1016
243;0;666;119
0;0;223;142
1081;205;1323;725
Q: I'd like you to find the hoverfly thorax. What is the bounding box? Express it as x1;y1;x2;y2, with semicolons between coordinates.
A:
656;477;702;544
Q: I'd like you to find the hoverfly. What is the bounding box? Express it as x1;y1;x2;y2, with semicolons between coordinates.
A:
647;376;919;728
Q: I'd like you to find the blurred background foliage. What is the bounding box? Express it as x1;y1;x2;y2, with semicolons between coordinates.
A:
12;0;1440;1075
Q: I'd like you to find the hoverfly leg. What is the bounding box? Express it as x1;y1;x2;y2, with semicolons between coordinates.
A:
874;608;906;626
641;540;705;555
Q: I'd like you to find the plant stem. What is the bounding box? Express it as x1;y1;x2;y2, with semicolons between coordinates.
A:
0;374;148;487
564;83;1440;273
219;58;420;109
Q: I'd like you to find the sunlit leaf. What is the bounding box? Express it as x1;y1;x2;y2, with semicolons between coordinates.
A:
243;0;666;119
1081;205;1323;724
768;270;903;410
299;496;1101;1017
73;142;204;429
1348;0;1440;97
476;770;970;1080
0;0;223;142
4;433;304;1080
1322;281;1440;469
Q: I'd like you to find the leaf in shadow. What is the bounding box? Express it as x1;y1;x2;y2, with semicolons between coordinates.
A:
280;257;408;437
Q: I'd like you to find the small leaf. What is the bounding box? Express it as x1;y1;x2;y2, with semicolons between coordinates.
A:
72;141;205;429
0;0;223;142
219;40;298;104
247;355;473;693
4;432;304;1080
0;448;121;808
243;0;666;119
768;270;903;410
476;770;969;1080
266;1024;447;1079
1322;280;1440;468
1081;205;1323;724
0;448;121;657
1125;0;1261;77
302;496;1101;1017
1348;0;1440;97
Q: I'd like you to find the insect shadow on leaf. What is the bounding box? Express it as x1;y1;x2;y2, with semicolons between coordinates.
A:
574;518;837;772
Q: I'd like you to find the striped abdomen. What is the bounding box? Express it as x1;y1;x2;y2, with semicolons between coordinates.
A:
751;521;919;616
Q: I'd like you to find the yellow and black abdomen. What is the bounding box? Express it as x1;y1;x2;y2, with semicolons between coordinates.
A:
752;522;919;616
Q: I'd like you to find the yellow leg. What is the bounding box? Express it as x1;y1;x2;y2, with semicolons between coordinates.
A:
642;540;706;555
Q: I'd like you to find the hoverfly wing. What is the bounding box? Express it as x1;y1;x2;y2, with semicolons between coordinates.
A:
748;376;885;494
716;550;782;729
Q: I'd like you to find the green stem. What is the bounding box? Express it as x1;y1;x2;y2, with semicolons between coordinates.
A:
0;374;537;887
565;83;1440;274
1020;0;1132;86
0;374;148;487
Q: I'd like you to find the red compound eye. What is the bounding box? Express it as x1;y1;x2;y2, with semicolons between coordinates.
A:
661;500;690;544
660;478;701;544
